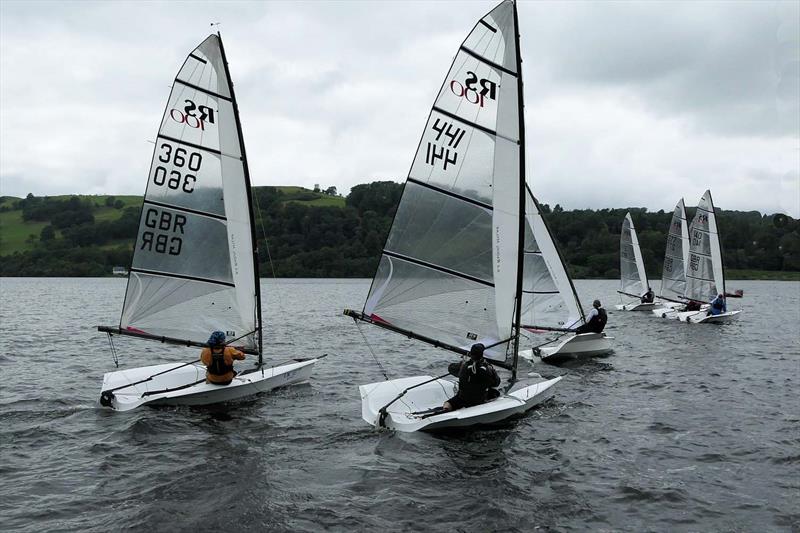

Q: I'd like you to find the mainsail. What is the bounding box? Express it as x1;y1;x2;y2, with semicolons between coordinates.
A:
357;0;523;361
521;187;584;330
619;212;649;297
685;190;725;302
658;198;690;300
105;35;261;356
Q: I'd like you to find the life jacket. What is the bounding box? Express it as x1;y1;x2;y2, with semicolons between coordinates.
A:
711;298;724;311
207;347;233;376
456;359;500;406
587;308;607;333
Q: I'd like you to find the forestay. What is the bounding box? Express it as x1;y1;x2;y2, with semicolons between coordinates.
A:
684;190;725;302
659;199;690;300
521;187;584;330
362;0;521;358
619;213;649;297
118;35;259;353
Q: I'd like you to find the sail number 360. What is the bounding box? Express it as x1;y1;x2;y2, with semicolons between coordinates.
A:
153;143;201;193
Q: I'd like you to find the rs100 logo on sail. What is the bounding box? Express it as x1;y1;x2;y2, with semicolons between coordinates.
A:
169;99;216;130
450;71;497;107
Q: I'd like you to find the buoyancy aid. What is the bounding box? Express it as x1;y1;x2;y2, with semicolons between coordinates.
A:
587;308;607;333
207;347;233;376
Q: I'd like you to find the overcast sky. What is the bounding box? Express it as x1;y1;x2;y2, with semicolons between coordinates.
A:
1;0;798;216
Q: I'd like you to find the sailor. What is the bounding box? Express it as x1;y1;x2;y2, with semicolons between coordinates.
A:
442;343;501;411
574;300;607;334
685;299;703;312
200;330;245;385
641;287;655;304
708;294;727;316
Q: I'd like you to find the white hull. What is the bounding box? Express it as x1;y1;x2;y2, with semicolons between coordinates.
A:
615;302;656;311
518;332;613;363
359;375;562;432
676;309;742;324
652;302;705;319
99;359;317;412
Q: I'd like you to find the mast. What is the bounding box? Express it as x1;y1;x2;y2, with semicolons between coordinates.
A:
217;33;263;366
510;0;525;384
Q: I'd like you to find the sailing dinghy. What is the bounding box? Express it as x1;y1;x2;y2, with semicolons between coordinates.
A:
615;212;654;311
97;34;319;411
516;192;613;363
673;190;742;323
344;0;563;432
652;199;692;318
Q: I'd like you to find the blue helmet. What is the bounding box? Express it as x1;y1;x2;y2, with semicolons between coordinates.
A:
208;331;226;346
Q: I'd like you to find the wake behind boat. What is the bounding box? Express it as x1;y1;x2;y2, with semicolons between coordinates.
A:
345;0;562;432
97;34;319;411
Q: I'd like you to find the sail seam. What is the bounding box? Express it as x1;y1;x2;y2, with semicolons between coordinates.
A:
382;250;494;287
432;106;498;138
406;178;492;211
130;267;234;287
157;134;224;156
460;45;517;77
142;199;227;221
174;78;232;101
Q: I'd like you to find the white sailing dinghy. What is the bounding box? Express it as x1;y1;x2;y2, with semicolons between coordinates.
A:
652;198;692;318
674;190;742;323
516;193;613;363
615;212;654;311
97;34;318;411
344;0;563;432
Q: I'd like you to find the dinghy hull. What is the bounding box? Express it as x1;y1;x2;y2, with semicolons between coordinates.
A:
359;375;562;432
615;302;656;311
677;309;742;324
519;332;613;363
99;359;317;412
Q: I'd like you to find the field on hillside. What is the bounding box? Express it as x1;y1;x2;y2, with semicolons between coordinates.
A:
0;189;344;255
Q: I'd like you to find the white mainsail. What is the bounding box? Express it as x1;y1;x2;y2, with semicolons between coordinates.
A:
521;188;584;330
619;212;649;297
659;198;690;300
685;190;725;301
118;35;260;353
362;0;522;359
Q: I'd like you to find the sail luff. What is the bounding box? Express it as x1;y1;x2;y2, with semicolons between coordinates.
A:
511;0;525;380
217;33;263;364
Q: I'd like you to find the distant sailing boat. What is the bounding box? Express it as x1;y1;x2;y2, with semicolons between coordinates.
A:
97;34;319;411
652;198;691;318
344;0;609;431
674;190;742;323
615;212;655;311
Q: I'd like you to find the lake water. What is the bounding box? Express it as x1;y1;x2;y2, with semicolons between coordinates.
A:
0;278;798;531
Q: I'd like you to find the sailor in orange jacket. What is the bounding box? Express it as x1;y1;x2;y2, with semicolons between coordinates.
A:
200;331;245;385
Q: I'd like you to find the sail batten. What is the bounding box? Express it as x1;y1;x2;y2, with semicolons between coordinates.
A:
116;34;259;353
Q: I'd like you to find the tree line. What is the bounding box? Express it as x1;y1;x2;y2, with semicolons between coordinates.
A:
1;183;797;278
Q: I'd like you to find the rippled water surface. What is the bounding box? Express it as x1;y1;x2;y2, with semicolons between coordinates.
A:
1;278;798;532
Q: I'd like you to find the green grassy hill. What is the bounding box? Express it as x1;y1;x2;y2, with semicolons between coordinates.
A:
0;188;344;256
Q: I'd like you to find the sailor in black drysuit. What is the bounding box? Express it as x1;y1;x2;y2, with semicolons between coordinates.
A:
574;299;607;334
442;343;501;411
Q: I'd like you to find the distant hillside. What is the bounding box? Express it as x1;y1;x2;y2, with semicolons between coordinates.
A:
0;183;798;280
0;187;344;256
